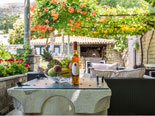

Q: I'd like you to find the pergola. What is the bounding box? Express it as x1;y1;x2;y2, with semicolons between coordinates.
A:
23;0;155;48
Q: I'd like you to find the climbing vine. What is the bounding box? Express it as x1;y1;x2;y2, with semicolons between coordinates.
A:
30;0;155;39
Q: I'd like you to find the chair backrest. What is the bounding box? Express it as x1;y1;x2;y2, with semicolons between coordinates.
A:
89;58;102;63
111;68;145;78
91;62;118;70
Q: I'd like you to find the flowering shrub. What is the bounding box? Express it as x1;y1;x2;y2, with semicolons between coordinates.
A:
30;0;155;39
0;58;29;77
30;0;98;38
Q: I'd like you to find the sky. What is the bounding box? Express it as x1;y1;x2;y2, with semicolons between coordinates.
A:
0;0;35;5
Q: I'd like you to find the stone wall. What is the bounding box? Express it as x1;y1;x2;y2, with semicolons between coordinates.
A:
113;50;124;67
142;29;155;64
106;44;114;64
0;74;27;115
26;55;41;72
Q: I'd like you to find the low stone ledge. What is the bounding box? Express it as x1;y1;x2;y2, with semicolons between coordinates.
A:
0;74;27;115
0;74;27;82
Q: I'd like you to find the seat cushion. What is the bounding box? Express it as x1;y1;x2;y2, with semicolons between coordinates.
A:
91;63;118;70
111;68;145;78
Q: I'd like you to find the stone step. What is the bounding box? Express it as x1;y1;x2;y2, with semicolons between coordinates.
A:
0;106;9;115
5;109;24;116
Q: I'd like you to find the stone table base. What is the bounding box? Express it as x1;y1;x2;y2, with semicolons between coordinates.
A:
7;78;111;115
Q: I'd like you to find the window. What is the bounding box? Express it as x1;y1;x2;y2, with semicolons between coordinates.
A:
35;47;40;55
46;46;50;51
40;47;43;54
35;46;44;55
54;46;60;55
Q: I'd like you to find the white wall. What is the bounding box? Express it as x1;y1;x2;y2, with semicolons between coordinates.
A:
127;35;141;69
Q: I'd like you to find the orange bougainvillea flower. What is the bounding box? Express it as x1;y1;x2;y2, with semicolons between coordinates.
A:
90;10;96;16
44;19;49;23
54;12;58;17
104;5;110;8
31;26;36;31
71;26;76;31
51;9;56;13
37;25;42;32
42;25;47;32
68;7;74;13
51;11;59;21
30;5;36;11
77;9;82;13
36;25;48;32
68;23;72;26
53;16;58;21
80;3;86;8
44;8;49;11
70;19;74;23
86;17;90;20
60;5;65;9
48;27;53;31
98;18;107;23
83;11;87;15
30;16;33;23
51;9;57;16
40;12;42;15
74;21;81;28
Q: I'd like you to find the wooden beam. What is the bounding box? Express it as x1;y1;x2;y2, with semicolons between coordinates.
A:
100;13;155;17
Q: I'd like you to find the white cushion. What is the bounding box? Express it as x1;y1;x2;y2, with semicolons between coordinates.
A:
111;68;145;78
91;62;118;70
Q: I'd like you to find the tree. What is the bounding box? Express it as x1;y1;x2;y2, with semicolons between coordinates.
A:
8;17;24;44
8;16;42;44
0;15;19;33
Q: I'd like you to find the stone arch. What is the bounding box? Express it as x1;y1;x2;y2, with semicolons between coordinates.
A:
142;29;154;64
12;97;24;113
94;96;111;115
41;95;75;115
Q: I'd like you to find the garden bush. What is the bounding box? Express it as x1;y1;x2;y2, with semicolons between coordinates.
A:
0;44;12;59
0;58;29;77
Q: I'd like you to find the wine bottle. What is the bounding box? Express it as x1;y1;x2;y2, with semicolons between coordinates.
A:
72;41;79;85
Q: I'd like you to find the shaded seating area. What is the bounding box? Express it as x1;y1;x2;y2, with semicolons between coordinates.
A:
88;62;155;114
89;62;145;78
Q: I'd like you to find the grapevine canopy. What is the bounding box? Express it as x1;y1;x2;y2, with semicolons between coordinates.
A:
30;0;155;38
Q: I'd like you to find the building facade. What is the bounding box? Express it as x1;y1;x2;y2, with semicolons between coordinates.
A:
30;36;115;64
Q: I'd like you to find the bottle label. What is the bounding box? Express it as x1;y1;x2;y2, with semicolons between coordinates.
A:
72;62;79;76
